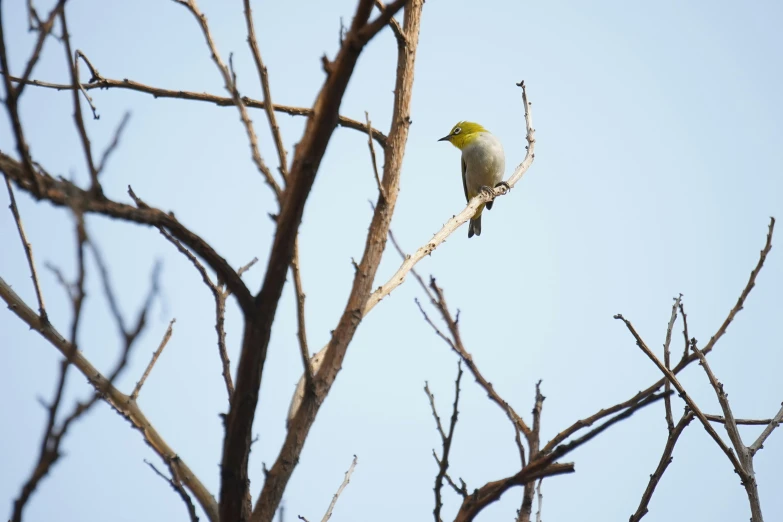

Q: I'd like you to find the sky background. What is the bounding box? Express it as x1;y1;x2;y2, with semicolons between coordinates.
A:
2;1;783;521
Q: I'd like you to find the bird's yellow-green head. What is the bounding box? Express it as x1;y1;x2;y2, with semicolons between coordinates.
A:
438;121;488;150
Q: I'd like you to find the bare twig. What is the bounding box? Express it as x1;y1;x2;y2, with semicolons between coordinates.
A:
663;295;681;433
243;0;288;180
320;455;358;522
175;0;283;200
154;225;239;399
428;361;463;522
629;410;695;522
131;319;176;400
365;111;386;200
419;278;531;438
706;414;777;426
61;14;99;192
614;315;746;476
4;176;48;322
374;0;405;45
291;238;313;396
10;214;87;522
3;73;389;148
96;111;131;175
0;278;219;521
749;404;783;455
689;344;764;521
543;217;775;453
145;459;199;522
253;4;421;521
534;480;543;522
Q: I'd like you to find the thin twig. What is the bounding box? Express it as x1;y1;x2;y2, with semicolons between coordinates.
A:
662;295;680;433
145;459;199;522
749;403;783;455
706;414;777;426
243;0;288;180
534;479;543;522
373;0;405;45
614;314;746;477
365;111;386;200
429;361;463;522
131;319;176;400
4;175;48;322
3;72;389;147
0;278;218;521
542;218;775;453
291;238;313;394
690;344;764;521
175;0;282;201
96;111;131;175
60;14;99;193
629;410;695;522
11;213;87;522
419;278;532;439
320;455;358;522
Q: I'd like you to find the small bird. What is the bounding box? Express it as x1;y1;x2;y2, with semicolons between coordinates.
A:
439;121;507;238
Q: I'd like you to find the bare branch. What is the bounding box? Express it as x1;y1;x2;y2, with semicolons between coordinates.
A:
749;403;783;455
291;238;314;396
243;0;289;180
60;14;99;193
365;111;386;200
706;414;778;426
663;295;681;433
374;0;405;45
2;72;389;148
253;4;421;521
174;0;282;201
96;111;131;175
363;81;535;317
131;319;176;401
4;175;48;322
145;459;199;522
429;361;463;522
0;279;219;521
543;217;775;453
320;455;358;522
420;278;532;439
613;314;746;477
629;410;695;522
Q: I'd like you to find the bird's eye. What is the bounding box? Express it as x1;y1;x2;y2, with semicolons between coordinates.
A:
453;127;461;135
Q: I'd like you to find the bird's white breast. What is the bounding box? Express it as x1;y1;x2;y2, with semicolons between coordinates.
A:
462;132;506;195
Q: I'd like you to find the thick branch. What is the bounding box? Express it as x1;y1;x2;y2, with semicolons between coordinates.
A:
222;2;410;521
0;154;254;314
251;4;420;522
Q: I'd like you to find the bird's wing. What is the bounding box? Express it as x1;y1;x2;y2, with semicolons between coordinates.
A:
461;157;469;202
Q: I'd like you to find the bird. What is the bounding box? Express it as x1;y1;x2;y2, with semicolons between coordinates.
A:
439;121;507;238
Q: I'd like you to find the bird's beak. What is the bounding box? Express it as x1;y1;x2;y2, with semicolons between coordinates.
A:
437;135;450;142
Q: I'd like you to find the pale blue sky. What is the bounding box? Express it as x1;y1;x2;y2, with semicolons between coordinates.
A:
2;1;782;521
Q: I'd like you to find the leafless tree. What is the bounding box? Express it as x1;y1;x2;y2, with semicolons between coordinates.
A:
1;2;780;522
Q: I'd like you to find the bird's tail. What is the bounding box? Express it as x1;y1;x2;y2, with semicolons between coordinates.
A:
468;214;482;238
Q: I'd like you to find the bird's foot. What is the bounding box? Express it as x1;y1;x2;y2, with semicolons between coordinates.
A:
479;185;495;198
495;181;511;193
